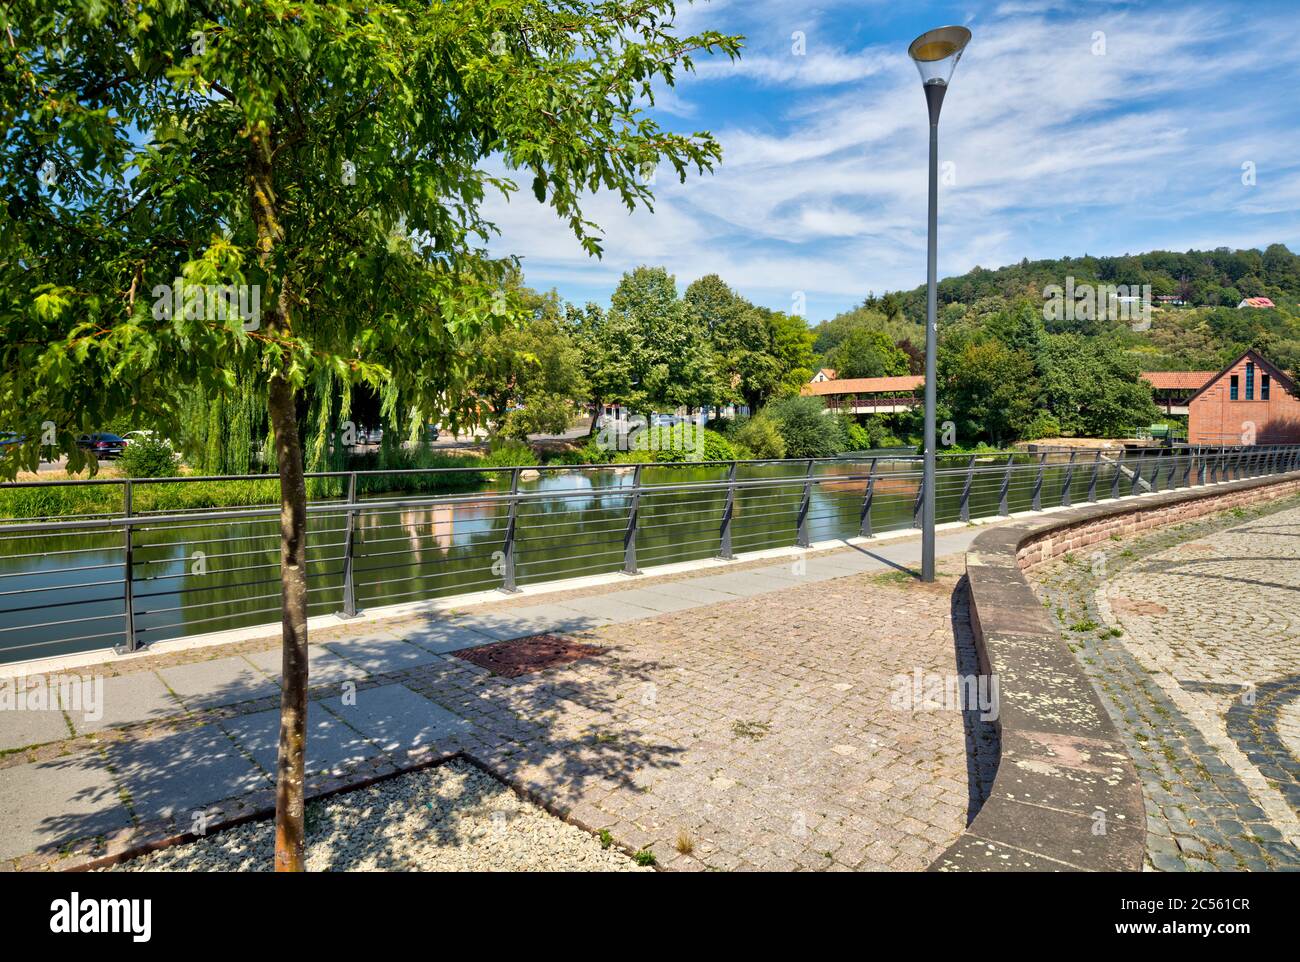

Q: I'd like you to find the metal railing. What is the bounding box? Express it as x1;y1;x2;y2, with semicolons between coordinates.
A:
1;444;1298;664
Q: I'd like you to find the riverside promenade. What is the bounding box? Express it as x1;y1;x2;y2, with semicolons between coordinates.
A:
1;526;996;871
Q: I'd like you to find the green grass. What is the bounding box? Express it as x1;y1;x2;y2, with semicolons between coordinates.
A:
0;454;503;520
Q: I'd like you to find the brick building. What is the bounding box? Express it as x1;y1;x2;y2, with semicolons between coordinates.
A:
1187;349;1300;444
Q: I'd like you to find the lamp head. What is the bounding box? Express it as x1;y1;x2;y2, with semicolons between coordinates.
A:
908;25;971;88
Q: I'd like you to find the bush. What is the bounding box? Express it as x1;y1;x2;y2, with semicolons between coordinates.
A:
732;413;786;460
1023;412;1062;441
763;396;847;459
628;423;734;462
119;436;179;478
480;439;538;468
842;419;872;452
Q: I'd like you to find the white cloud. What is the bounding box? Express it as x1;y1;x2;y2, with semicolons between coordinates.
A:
485;2;1300;320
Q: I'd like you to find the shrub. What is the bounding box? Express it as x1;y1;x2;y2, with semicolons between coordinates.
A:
119;435;179;478
1023;411;1062;441
480;439;538;467
543;448;587;466
733;413;786;460
843;419;872;452
763;396;847;459
629;423;734;462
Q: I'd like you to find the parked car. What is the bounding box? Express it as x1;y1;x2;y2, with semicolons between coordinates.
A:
0;432;24;459
76;432;128;459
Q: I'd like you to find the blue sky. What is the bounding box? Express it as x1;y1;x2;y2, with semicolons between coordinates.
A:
484;0;1300;323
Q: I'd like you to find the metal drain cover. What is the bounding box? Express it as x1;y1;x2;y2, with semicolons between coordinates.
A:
453;633;602;678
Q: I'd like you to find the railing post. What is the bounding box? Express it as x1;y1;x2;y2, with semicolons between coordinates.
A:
500;467;520;592
1061;450;1077;508
999;454;1013;516
337;471;360;615
1111;451;1123;500
797;458;814;547
1197;446;1207;486
1087;450;1101;502
859;458;877;538
1130;454;1143;496
959;454;976;522
912;464;925;529
122;480;137;653
1180;450;1191;488
717;461;736;560
623;464;642;575
1031;452;1046;511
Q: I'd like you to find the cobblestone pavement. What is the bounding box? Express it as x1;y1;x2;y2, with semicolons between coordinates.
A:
1029;496;1300;871
2;535;992;871
414;568;992;871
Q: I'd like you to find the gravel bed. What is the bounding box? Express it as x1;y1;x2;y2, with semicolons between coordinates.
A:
110;759;648;872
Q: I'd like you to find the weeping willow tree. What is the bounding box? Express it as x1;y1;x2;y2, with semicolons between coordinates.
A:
179;380;269;476
3;0;739;871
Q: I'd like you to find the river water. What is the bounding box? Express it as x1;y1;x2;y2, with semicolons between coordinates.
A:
0;452;1165;663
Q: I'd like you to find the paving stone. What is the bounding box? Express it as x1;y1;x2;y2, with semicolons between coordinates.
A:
69;671;182;734
221;705;378;777
396;620;497;654
157;656;279;709
317;683;470;761
243;644;368;688
0;752;131;860
1028;498;1300;871
0;698;70;751
105;723;269;821
323;635;444;674
449;608;607;641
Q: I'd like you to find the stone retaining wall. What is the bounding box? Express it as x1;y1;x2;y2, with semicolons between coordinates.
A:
930;471;1300;872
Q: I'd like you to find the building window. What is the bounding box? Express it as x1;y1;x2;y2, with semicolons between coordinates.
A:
1230;374;1239;400
1262;374;1270;400
1245;361;1255;400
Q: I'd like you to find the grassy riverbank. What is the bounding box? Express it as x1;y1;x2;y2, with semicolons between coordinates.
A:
0;451;530;521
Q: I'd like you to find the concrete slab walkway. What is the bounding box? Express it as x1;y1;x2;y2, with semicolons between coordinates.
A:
0;527;989;870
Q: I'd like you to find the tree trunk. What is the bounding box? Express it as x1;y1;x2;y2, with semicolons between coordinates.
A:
269;372;309;871
247;121;307;871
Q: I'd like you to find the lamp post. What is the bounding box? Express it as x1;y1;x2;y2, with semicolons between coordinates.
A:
908;25;970;583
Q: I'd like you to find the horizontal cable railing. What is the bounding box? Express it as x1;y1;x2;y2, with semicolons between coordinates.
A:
1;444;1298;663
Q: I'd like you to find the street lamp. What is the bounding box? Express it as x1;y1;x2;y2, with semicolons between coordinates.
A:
908;25;970;583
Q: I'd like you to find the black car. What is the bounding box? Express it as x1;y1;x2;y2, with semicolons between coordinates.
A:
77;432;128;459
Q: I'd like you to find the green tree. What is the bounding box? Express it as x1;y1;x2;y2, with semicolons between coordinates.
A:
598;266;722;419
765;310;818;398
764;395;846;459
824;327;909;379
936;332;1037;447
1;0;738;870
685;274;781;411
472;283;587;439
1039;334;1159;436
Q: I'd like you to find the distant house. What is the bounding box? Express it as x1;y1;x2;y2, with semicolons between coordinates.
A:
801;374;924;415
1237;297;1276;309
1187;349;1300;445
810;368;837;383
1140;370;1216;415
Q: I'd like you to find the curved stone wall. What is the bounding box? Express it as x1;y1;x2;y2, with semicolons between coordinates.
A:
931;471;1300;871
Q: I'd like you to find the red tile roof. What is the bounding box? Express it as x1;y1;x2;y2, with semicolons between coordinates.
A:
802;375;924;396
1140;371;1215;391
